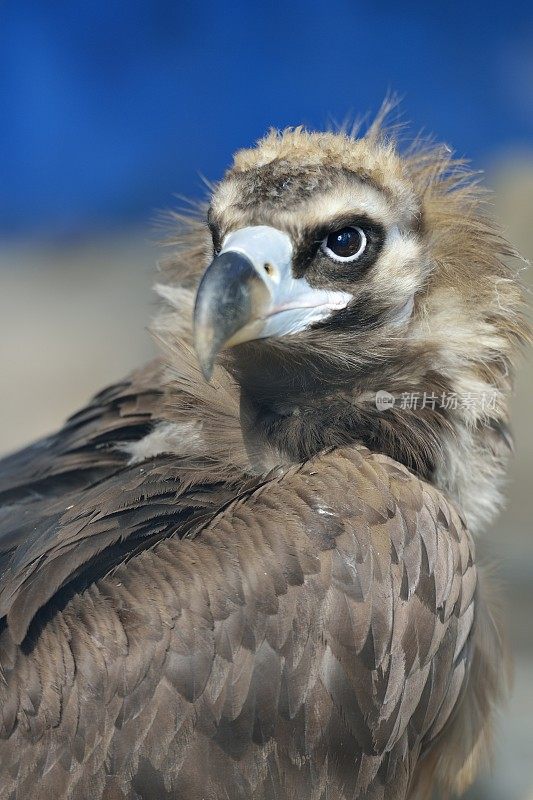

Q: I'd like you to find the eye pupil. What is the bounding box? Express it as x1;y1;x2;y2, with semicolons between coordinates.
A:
325;226;365;259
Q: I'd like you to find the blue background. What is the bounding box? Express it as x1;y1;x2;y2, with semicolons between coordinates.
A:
1;0;532;238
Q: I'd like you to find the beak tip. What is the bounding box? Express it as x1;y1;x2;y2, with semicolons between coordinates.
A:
193;320;215;382
193;336;215;382
200;360;214;382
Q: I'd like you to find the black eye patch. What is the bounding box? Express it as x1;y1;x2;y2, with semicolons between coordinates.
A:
292;214;386;279
207;209;222;254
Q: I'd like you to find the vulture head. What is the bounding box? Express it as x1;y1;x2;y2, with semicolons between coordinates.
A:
159;122;526;534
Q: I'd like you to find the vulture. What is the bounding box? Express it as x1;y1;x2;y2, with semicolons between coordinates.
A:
0;117;527;800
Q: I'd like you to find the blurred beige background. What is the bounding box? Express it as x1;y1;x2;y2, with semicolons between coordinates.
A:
0;160;531;799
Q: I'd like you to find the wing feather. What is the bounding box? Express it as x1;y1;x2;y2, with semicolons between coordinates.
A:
0;396;501;800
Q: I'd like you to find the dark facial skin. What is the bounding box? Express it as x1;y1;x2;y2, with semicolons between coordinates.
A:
290;213;386;287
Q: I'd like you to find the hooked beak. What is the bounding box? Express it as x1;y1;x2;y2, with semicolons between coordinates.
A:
193;225;351;380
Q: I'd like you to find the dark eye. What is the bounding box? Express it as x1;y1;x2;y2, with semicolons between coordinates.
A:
321;226;367;262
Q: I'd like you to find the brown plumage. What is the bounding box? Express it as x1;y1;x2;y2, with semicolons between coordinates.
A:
0;114;527;799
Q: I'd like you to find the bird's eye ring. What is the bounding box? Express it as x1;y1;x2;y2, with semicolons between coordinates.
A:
321;226;367;262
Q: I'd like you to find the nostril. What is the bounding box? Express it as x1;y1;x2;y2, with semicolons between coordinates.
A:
262;262;281;284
